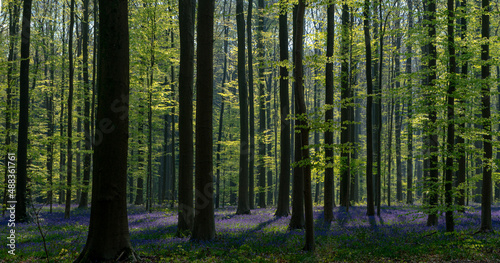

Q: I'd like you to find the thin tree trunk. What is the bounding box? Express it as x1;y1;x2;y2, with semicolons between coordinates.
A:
257;0;266;208
406;0;414;205
64;0;76;220
324;1;336;222
79;0;91;209
363;0;375;216
216;0;230;209
294;0;314;251
248;0;256;210
339;2;350;209
424;0;439;227
236;0;251;215
445;0;456;232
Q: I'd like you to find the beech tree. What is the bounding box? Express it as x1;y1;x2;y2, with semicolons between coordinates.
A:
191;0;216;241
15;0;33;224
75;0;137;260
177;0;195;236
275;1;290;218
236;0;251;215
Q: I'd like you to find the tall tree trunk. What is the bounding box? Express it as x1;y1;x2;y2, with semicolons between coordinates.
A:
79;0;91;209
177;0;195;235
190;0;216;241
216;0;230;209
289;4;304;230
324;1;336;222
406;0;414;205
479;0;492;232
267;77;274;206
65;0;76;219
394;9;403;203
257;0;266;209
275;4;290;217
363;0;376;216
339;2;350;209
135;121;144;205
387;97;394;207
3;0;20;217
74;0;136;259
425;0;439;227
15;0;33;223
236;0;251;215
248;0;256;210
455;0;467;211
374;1;383;216
294;0;314;251
445;0;456;232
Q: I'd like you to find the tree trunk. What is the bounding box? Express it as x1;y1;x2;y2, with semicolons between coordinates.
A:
257;0;266;209
394;10;403;203
216;0;230;209
3;0;20;217
289;4;304;230
65;0;76;219
275;4;290;217
247;0;256;210
479;0;492;232
15;0;33;223
236;0;251;215
387;97;394;207
79;0;91;209
177;0;195;235
324;1;335;222
445;0;456;232
294;0;314;251
190;0;216;241
74;0;136;259
363;0;375;216
424;0;439;227
339;2;350;209
406;0;414;205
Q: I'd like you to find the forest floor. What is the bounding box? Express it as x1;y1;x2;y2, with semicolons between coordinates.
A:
1;204;499;262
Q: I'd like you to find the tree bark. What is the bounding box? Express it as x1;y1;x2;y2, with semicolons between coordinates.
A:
79;0;91;209
339;2;350;209
177;0;195;236
236;0;251;215
406;0;414;205
445;0;456;232
324;1;335;222
74;0;136;260
190;0;216;241
479;0;492;232
257;0;266;209
363;0;375;216
65;0;76;220
15;0;33;223
275;4;291;217
3;0;20;217
424;0;439;227
294;0;314;251
248;0;256;210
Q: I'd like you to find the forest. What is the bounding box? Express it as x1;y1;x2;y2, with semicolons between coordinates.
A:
1;0;500;261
